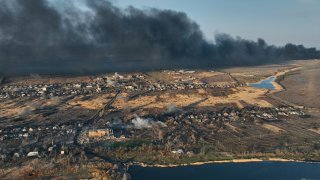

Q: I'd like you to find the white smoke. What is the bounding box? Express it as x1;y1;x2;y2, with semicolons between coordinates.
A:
167;103;176;113
50;96;61;105
18;102;42;116
131;115;167;129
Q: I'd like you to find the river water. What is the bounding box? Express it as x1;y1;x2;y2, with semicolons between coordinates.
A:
249;76;276;90
129;162;320;180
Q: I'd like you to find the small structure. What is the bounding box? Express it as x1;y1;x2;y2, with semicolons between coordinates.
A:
172;149;184;154
88;129;114;138
48;147;53;152
27;151;39;157
14;153;20;158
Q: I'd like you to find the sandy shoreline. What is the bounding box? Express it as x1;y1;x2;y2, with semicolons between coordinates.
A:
132;158;313;168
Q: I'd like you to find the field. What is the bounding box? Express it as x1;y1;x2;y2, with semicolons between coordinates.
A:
222;63;299;83
275;60;320;108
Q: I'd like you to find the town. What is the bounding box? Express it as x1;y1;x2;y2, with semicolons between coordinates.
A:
0;70;239;100
1;63;320;179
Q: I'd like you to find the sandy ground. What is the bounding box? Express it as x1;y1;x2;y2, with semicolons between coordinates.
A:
275;60;320;108
68;94;114;110
137;158;302;168
309;128;320;135
225;123;239;132
111;87;272;110
270;67;302;93
148;70;237;86
222;62;299;83
260;124;284;133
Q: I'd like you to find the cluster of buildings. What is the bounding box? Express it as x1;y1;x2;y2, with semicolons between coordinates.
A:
0;123;78;161
77;128;127;144
0;83;102;99
0;103;306;164
0;71;238;99
0;122;131;162
0;73;146;99
179;106;305;125
0;71;307;169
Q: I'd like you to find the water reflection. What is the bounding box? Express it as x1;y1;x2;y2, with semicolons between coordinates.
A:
249;76;276;90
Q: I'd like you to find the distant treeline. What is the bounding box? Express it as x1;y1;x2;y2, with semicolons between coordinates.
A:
0;0;319;75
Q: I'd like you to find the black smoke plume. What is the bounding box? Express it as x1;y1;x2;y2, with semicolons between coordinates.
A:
0;0;319;75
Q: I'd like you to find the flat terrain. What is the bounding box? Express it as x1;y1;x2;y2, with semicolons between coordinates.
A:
1;60;320;179
275;60;320;108
222;62;299;83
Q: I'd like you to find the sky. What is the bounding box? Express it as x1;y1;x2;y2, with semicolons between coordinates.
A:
114;0;320;48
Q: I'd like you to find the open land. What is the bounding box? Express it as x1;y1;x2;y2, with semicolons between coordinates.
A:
1;60;320;179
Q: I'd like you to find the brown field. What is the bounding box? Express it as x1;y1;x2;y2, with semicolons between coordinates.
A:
260;124;284;133
112;87;273;110
309;128;320;135
275;60;320;108
4;75;95;85
147;70;237;86
222;62;300;83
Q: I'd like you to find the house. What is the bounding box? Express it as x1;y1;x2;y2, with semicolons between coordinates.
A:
27;151;39;157
88;129;114;138
172;149;184;154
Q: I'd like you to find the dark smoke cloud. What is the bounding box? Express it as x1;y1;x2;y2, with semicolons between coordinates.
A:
0;0;319;76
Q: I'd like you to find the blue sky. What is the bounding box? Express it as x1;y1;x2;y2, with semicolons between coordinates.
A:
115;0;320;48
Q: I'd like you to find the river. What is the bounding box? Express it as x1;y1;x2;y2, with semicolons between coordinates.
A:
249;76;276;90
129;162;320;180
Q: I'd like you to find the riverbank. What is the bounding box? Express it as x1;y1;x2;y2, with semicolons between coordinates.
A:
272;60;320;109
246;66;302;93
270;67;302;93
132;157;316;168
129;160;320;180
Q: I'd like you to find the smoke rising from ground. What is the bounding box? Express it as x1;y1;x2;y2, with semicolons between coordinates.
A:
131;115;166;129
0;0;319;76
